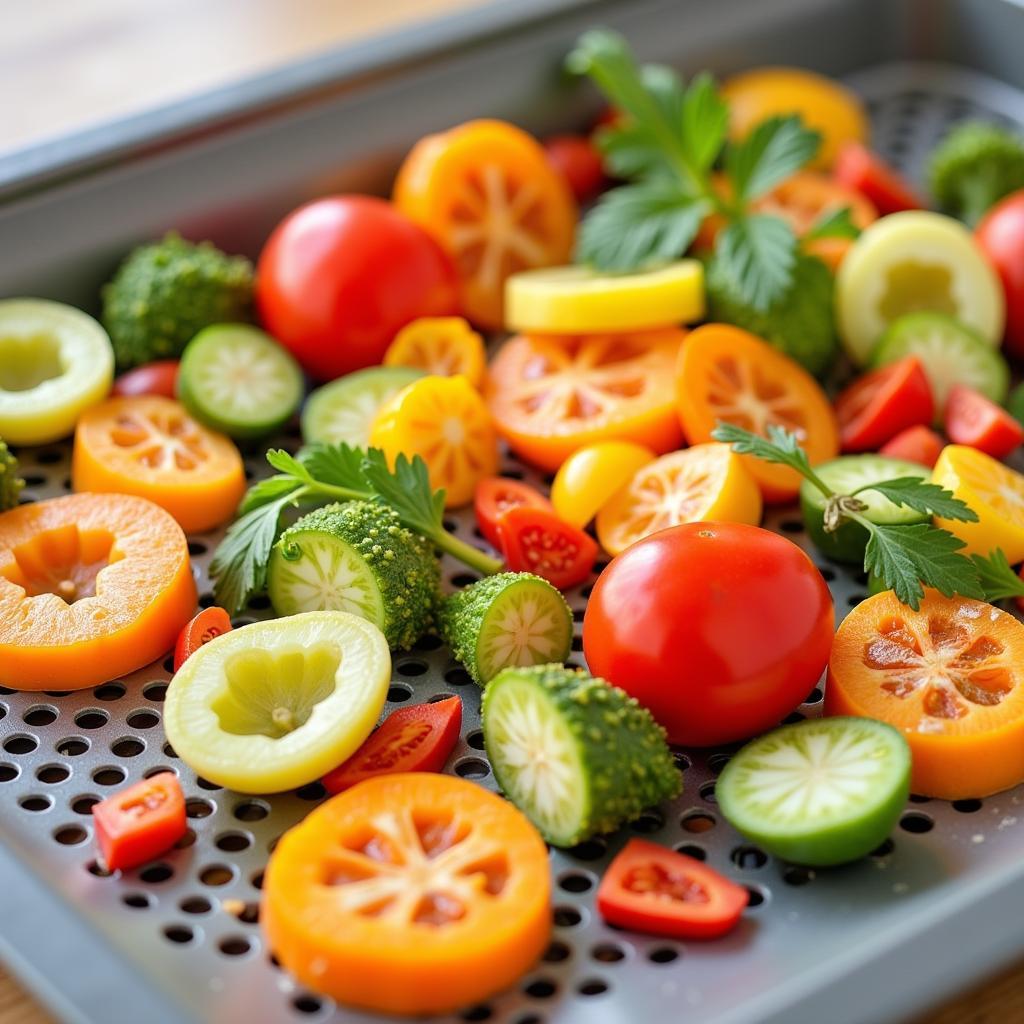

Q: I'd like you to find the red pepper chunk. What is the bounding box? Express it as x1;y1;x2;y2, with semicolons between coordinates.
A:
322;696;462;794
92;773;186;871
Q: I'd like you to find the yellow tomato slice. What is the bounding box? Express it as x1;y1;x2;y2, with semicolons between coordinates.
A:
551;441;655;528
932;445;1024;562
383;317;486;389
596;443;763;555
370;375;499;508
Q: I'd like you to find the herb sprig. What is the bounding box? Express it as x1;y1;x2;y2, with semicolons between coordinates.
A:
567;30;855;309
210;444;502;614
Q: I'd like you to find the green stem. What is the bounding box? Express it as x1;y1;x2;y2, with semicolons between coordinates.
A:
308;481;371;503
431;529;503;576
802;467;835;500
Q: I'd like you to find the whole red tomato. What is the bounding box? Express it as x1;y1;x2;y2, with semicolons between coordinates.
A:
583;522;834;747
976;190;1024;360
111;360;179;398
256;195;459;381
543;135;606;205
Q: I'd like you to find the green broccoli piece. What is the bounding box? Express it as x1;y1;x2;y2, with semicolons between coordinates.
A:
0;440;24;511
102;232;254;370
928;121;1024;226
704;252;838;377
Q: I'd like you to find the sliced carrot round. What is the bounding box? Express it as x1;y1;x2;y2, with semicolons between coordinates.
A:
0;493;196;690
72;395;246;534
486;329;685;472
263;772;551;1016
676;324;838;502
826;589;1024;799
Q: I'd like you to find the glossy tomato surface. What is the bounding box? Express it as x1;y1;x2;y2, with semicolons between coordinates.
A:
976;191;1024;360
256;196;459;381
583;522;834;746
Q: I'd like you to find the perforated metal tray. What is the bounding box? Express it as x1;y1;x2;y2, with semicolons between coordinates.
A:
5;3;1024;1024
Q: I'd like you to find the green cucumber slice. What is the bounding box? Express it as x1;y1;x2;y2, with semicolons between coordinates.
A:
800;455;929;563
440;573;573;685
482;665;680;846
871;312;1009;416
302;366;424;448
267;501;440;650
177;324;303;438
717;717;910;866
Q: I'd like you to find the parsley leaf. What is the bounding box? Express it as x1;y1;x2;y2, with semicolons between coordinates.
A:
710;421;814;478
855;477;979;523
725;115;822;202
716;214;798;311
681;71;730;173
301;442;371;492
971;550;1024;602
238;475;303;516
361;449;446;536
804;205;861;241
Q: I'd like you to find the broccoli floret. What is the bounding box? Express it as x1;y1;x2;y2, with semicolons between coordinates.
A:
704;252;838;377
102;232;254;370
0;440;24;511
928;121;1024;225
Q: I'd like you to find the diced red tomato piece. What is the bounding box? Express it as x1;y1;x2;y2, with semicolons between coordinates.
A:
543;135;606;205
945;385;1024;459
92;773;186;871
879;425;946;468
173;606;233;672
474;477;552;550
497;506;598;590
322;697;463;794
111;360;180;398
833;142;924;216
834;357;934;452
597;839;748;940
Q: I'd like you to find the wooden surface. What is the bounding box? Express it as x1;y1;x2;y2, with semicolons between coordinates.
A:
0;1;1021;1022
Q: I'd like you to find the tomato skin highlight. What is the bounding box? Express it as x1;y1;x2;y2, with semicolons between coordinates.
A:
834;142;924;215
878;425;945;468
835;356;934;453
597;839;747;940
173;606;233;672
92;773;186;871
474;477;552;550
976;191;1024;361
584;523;834;746
497;507;598;591
257;196;459;381
322;697;462;794
543;134;606;204
111;360;179;398
945;385;1024;459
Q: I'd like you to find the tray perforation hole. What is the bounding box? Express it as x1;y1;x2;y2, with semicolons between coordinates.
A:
4;734;38;755
19;794;53;812
577;978;609;996
163;924;196;945
139;862;174;884
36;763;70;784
291;995;324;1016
93;766;126;786
23;705;58;726
590;942;625;963
111;737;145;758
94;683;126;702
900;812;934;834
56;737;89;756
218;935;253;957
74;709;108;730
180;896;212;915
122;892;153;910
53;824;88;846
523;978;558;999
0;763;20;782
649;945;680;964
460;1005;493;1021
673;842;706;860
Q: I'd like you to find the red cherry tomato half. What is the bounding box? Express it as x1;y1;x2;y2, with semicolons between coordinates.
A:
834;356;934;453
543;135;606;205
879;425;946;468
474;477;553;550
92;772;186;871
945;385;1024;459
111;360;179;398
584;522;833;746
322;696;462;795
497;506;598;591
173;606;233;673
976;190;1024;360
833;142;924;216
257;196;459;381
597;839;748;940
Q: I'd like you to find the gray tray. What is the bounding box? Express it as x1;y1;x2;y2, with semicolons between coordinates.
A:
4;2;1024;1023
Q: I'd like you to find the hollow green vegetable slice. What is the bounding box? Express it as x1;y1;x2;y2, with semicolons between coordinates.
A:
440;572;573;685
482;664;680;846
870;312;1009;414
177;324;303;438
717;717;910;867
164;611;390;793
301;366;424;447
800;455;929;563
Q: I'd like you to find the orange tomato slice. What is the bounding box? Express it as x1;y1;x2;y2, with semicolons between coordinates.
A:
370;375;499;508
0;493;196;690
72;395;246;534
826;589;1024;799
383;316;486;389
394;119;577;329
486;329;686;472
676;324;838;502
263;773;551;1016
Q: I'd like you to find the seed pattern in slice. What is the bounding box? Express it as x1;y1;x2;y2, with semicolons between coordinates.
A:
717;717;910;866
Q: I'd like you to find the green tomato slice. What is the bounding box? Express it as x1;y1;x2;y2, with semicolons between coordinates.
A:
836;211;1004;366
301;366;424;448
717;717;910;867
164;611;390;793
0;298;114;445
